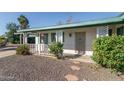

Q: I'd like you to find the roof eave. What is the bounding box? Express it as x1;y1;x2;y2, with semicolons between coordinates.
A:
17;20;124;33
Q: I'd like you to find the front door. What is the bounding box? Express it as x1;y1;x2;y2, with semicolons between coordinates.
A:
75;32;85;55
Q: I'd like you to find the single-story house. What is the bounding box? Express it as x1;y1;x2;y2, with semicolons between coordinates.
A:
16;13;124;56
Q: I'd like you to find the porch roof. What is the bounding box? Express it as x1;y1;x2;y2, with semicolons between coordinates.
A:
17;13;124;33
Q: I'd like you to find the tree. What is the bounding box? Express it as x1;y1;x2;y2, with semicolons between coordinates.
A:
6;22;19;44
18;15;29;29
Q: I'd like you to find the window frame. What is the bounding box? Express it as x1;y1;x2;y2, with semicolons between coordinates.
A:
51;33;56;42
43;33;48;44
117;26;124;36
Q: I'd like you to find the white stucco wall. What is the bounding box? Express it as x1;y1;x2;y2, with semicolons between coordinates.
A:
63;27;97;55
63;30;76;54
85;28;96;55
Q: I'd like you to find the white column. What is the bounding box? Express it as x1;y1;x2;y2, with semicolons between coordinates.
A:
35;35;38;44
20;34;22;44
38;33;41;54
22;33;28;44
59;31;63;43
60;31;63;43
106;26;109;36
96;27;99;38
24;34;28;44
56;32;57;42
23;33;25;44
56;31;63;43
35;33;40;53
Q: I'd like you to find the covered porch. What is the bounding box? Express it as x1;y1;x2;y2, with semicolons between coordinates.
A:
15;30;64;55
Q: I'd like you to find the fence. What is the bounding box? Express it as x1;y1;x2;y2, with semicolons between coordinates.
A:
28;44;50;55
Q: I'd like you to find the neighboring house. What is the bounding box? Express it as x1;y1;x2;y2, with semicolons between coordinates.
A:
16;13;124;56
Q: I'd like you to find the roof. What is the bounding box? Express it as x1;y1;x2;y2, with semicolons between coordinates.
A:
17;13;124;33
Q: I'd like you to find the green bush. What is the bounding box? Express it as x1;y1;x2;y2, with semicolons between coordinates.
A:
92;35;124;72
0;36;5;43
49;42;63;59
16;44;30;55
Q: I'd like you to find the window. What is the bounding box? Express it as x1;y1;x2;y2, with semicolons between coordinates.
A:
97;26;108;37
51;33;56;42
117;26;124;36
43;33;48;44
27;37;35;44
108;29;112;36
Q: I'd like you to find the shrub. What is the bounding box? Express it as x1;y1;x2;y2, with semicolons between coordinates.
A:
0;36;5;43
0;36;7;47
16;44;30;55
49;42;63;59
92;35;124;72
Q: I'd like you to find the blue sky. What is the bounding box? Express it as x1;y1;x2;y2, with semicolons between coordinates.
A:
0;12;120;35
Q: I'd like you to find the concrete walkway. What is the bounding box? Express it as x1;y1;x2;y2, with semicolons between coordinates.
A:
64;54;94;63
69;55;94;63
0;47;16;58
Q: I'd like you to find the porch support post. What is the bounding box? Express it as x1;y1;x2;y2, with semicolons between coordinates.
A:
56;31;63;43
38;33;40;54
60;31;63;43
23;33;25;44
56;32;57;42
25;33;28;44
20;34;22;44
23;33;28;44
106;25;109;36
96;27;99;38
35;33;40;54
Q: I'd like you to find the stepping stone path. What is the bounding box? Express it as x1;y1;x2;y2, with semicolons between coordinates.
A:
64;61;81;81
73;61;80;65
64;74;79;81
71;65;80;71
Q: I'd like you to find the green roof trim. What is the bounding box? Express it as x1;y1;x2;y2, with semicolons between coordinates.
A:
17;13;124;33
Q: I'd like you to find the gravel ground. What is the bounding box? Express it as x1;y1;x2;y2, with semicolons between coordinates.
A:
0;55;122;81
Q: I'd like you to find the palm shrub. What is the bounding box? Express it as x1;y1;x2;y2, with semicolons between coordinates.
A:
49;42;63;59
16;44;30;55
92;35;124;72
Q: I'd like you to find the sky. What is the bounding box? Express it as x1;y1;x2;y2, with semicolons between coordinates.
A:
0;12;120;35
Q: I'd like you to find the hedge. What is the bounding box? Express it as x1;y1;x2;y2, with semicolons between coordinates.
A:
92;35;124;72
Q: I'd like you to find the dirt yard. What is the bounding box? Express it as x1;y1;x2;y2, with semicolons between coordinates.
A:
0;46;16;58
0;55;122;81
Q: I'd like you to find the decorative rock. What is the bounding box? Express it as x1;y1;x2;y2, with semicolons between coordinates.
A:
65;74;79;81
71;65;80;71
73;61;80;65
